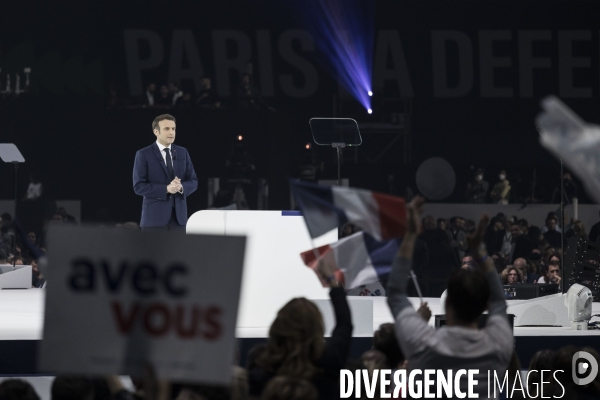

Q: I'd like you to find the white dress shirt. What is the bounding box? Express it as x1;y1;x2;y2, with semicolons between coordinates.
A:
156;141;183;194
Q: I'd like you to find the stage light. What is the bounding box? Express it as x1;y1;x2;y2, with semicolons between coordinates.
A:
368;91;373;97
294;0;374;111
238;135;243;141
305;143;311;149
368;108;372;114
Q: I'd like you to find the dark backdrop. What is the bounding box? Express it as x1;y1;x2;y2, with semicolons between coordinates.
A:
1;0;598;221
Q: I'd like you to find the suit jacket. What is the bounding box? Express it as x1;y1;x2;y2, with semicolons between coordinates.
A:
133;143;198;228
510;235;533;264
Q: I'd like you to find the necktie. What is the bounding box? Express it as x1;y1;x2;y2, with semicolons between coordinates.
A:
164;148;175;181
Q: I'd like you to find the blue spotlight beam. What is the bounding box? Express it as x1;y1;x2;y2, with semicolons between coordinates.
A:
293;0;375;111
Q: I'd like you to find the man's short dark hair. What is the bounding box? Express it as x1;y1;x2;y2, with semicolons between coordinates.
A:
51;376;93;400
373;323;404;368
446;269;490;324
152;114;176;132
0;379;40;400
449;216;460;225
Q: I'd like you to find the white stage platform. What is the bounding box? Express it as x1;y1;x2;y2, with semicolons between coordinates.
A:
7;290;600;341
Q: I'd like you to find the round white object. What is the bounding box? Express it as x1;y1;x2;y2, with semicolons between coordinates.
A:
416;157;456;200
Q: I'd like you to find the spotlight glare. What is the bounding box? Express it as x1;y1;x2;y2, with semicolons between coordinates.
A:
305;143;311;149
238;135;243;141
368;90;373;97
367;108;372;114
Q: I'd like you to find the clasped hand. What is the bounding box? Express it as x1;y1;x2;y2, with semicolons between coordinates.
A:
167;177;182;194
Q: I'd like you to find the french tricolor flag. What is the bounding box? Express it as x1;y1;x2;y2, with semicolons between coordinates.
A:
290;180;406;241
300;231;400;289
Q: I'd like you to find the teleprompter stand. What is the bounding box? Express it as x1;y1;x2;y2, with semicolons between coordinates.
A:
309;118;362;186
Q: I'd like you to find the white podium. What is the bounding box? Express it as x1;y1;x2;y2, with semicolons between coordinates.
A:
0;265;32;289
187;210;338;331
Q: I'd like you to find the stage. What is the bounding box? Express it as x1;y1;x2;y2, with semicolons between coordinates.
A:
2;289;600;374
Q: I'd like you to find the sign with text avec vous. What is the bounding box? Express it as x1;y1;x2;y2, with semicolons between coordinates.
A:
39;225;246;384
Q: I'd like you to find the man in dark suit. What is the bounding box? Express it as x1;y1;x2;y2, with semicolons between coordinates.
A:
514;257;540;283
133;114;198;231
509;223;533;263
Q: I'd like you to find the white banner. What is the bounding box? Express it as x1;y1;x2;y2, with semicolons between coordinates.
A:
39;226;246;385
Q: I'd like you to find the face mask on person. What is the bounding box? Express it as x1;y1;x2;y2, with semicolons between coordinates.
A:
499;174;506;180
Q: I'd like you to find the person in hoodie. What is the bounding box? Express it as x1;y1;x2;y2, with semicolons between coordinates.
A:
387;197;513;397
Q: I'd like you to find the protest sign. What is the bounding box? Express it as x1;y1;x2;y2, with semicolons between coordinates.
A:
39;225;246;385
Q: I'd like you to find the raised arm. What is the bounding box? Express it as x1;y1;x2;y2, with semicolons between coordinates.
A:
386;196;423;317
315;256;352;369
467;215;507;316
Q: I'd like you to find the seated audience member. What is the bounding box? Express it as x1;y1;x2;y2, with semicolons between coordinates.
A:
519;218;541;249
0;379;40;400
500;217;513;257
461;255;477;271
168;82;183;106
465;168;488;203
543;217;562;249
437;218;447;231
510;223;533;263
490;170;511;204
261;377;318;400
541;212;562;233
140;83;156;106
529;250;542;274
537;239;550;252
27;231;38;246
237;73;272;110
484;216;505;255
387;198;513;397
514;257;540;283
196;77;220;108
51;376;93;400
248;258;352;399
541;247;557;268
538;259;562;288
500;265;524;285
419;215;456;273
463;219;476;235
565;220;587;243
155;85;171;105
